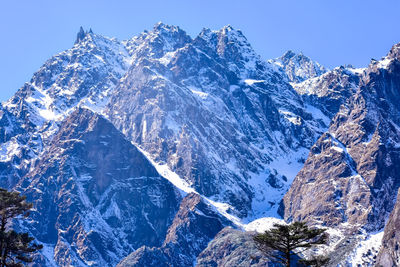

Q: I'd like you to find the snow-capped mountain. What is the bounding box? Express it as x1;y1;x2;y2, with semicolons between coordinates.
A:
106;23;327;219
270;50;327;83
0;27;131;192
1;23;400;266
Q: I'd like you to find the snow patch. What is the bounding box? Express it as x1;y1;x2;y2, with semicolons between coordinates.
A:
348;230;384;266
244;217;286;233
279;109;302;125
244;79;265;86
377;57;392;69
0;139;21;162
305;104;331;127
189;87;209;99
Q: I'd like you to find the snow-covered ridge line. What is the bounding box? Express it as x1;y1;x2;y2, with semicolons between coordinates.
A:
135;144;244;227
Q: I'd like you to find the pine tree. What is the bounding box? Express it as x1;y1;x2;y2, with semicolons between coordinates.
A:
253;221;328;267
0;188;42;267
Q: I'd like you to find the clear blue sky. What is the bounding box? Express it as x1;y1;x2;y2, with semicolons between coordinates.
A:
1;0;400;102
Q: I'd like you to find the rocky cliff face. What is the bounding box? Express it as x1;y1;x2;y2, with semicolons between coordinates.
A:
16;108;180;266
117;193;230;267
376;189;400;266
282;43;400;231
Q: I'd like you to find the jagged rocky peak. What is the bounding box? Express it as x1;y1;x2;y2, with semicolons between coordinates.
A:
367;41;400;74
153;21;181;33
389;41;400;58
107;21;327;219
196;25;259;69
272;49;327;83
151;21;192;47
75;26;94;44
124;22;192;58
4;25;130;127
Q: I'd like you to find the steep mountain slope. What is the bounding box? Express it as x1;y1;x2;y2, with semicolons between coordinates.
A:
106;23;327;219
117;193;231;267
16;108;180;266
0;104;27;188
281;42;400;264
6;28;130;125
0;28;131;192
377;189;400;266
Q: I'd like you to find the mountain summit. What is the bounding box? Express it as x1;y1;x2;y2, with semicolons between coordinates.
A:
271;50;327;83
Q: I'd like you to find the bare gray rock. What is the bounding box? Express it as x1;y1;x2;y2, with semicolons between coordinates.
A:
196;227;269;267
376;189;400;266
16;108;180;266
282;42;400;230
117;193;230;267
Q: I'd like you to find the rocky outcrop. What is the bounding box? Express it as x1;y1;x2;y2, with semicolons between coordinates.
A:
0;104;37;189
196;227;268;267
376;189;400;266
0;104;24;142
117;193;230;266
116;247;170;267
17;108;180;266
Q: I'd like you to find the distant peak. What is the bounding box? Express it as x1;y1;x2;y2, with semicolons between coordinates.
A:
153;21;165;29
153;21;180;33
276;50;327;83
74;26;93;44
223;24;234;31
75;26;85;44
220;24;243;35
